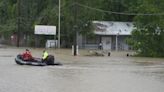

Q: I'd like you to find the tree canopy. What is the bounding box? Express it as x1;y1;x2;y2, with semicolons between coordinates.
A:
127;0;164;57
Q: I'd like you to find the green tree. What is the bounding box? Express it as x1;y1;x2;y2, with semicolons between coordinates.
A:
127;0;164;57
0;0;16;40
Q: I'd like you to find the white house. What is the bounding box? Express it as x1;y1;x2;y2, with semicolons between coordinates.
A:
78;21;134;51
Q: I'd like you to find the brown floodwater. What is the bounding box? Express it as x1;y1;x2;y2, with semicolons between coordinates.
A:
0;48;164;92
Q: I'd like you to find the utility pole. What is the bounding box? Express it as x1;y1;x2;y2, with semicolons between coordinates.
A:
73;1;78;56
17;0;20;47
58;0;61;48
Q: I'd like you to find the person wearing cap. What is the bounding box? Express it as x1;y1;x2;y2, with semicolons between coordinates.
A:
22;49;33;61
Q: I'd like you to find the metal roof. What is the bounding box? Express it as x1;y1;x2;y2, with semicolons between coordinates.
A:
93;21;134;35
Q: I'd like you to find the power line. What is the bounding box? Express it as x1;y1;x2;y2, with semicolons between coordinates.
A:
75;2;164;16
61;3;76;9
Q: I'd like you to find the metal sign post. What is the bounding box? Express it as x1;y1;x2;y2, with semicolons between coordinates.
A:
58;0;61;48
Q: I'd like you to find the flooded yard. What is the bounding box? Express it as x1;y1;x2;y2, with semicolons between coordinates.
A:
0;48;164;92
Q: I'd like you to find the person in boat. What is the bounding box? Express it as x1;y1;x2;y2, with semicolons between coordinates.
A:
42;50;49;62
21;49;33;61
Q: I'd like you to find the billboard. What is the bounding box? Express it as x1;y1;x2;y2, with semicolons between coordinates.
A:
34;25;56;35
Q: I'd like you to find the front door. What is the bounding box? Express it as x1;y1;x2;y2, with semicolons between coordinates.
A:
102;37;112;50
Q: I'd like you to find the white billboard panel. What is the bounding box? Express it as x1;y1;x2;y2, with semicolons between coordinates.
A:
35;25;56;35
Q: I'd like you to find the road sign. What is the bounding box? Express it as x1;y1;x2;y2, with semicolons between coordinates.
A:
34;25;56;35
